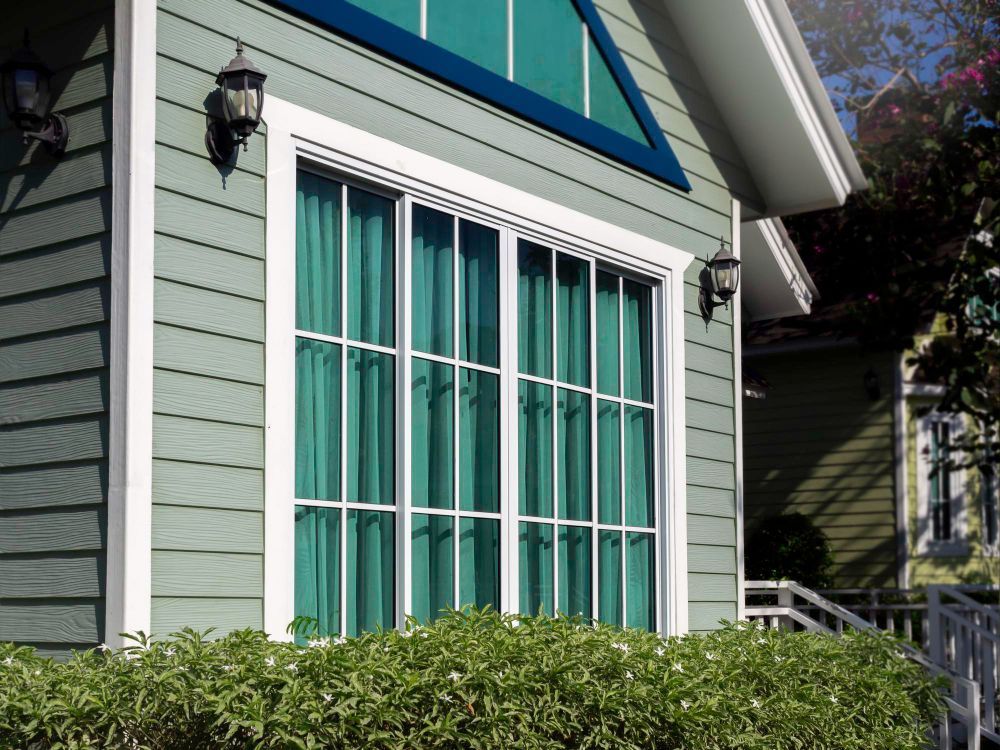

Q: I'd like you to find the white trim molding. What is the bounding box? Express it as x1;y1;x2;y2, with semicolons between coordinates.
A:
732;199;746;620
106;0;156;644
740;216;817;321
892;354;909;588
262;97;694;638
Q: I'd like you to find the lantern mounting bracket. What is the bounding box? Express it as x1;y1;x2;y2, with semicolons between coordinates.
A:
206;118;237;165
23;112;69;157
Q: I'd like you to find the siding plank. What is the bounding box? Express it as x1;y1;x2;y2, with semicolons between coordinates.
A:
152;414;263;468
154;144;265;217
0;281;109;340
153;369;264;426
154;234;264;299
0;372;108;425
0;506;106;553
0;190;111;255
152;506;263;553
151;596;262;636
688;602;736;631
0;235;111;299
688;572;737;602
0;554;105;598
0;461;107;510
0;145;112;214
687;514;736;546
0;416;108;467
154;278;264;343
0;602;102;643
688;543;736;574
151;551;262;597
154;324;264;384
0;325;108;383
152;459;263;511
155;189;265;258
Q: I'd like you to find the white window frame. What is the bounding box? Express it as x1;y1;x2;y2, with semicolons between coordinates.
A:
915;412;967;556
262;97;693;639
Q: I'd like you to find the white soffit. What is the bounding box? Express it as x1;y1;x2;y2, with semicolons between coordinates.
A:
741;217;817;321
665;0;867;217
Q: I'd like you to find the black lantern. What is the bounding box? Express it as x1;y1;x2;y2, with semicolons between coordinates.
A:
1;30;69;156
698;237;742;321
206;38;266;165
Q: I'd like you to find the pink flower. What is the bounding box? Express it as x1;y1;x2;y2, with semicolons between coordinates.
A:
866;292;880;303
812;244;825;255
966;68;985;85
886;104;902;117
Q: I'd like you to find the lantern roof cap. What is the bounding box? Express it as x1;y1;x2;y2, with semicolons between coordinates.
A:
1;30;50;75
709;239;740;267
216;38;267;86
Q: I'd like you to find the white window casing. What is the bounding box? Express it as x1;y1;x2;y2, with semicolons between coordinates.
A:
915;411;967;556
262;97;695;640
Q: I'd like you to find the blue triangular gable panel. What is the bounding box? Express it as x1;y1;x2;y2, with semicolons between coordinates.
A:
265;0;692;191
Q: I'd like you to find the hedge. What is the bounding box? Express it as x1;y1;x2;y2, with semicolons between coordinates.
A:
0;610;942;749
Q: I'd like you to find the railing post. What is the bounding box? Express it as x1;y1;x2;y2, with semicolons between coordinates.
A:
778;584;794;632
929;586;945;668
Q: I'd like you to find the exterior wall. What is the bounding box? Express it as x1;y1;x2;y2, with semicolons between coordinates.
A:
0;2;115;657
743;346;899;587
150;0;750;634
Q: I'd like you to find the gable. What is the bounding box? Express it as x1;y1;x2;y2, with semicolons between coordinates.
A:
266;0;690;190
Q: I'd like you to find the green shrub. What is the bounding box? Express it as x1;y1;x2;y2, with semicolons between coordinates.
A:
745;512;836;589
0;610;941;749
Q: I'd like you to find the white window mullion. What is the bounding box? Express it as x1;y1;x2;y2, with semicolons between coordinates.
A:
550;245;559;614
618;275;627;625
589;258;599;620
652;283;664;634
501;226;517;615
399;194;412;625
339;182;349;638
452;214;461;611
582;22;590;119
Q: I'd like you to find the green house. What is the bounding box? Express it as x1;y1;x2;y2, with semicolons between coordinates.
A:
0;0;863;657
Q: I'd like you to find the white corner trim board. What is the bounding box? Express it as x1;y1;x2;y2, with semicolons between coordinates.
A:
262;97;694;638
732;200;746;621
107;0;156;644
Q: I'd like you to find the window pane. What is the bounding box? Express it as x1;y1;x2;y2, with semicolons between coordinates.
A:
411;513;453;623
598;530;622;626
519;522;553;616
296;172;341;336
625;406;654;527
346;0;420;34
459;517;499;612
519;380;553;517
513;0;584;113
411;358;454;509
597;399;621;524
557;253;590;387
347;348;395;505
558;388;590;521
622;279;652;402
558;525;591;618
347;509;395;636
347;188;394;347
596;271;619;396
460;368;499;512
295;338;341;501
294;505;340;640
412;204;453;356
459;219;499;367
587;37;649;145
626;532;655;631
427;0;507;76
518;241;552;377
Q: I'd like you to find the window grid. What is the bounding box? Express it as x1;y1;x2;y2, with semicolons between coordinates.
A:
516;243;656;626
294;179;400;637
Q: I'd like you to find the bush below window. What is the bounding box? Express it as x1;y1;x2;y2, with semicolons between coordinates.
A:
0;610;941;749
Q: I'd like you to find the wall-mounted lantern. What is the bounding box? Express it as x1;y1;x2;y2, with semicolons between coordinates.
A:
863;367;881;401
206;38;267;165
1;30;69;157
698;237;741;322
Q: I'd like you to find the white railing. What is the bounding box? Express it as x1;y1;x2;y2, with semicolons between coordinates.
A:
746;580;985;749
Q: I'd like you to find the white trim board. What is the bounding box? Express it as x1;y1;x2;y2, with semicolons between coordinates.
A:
106;0;156;645
262;97;694;638
732;199;746;620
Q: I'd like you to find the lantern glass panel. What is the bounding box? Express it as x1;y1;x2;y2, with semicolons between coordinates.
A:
14;68;38;111
713;262;732;294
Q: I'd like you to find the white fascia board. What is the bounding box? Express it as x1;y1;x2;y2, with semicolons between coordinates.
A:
740;217;817;321
664;0;866;217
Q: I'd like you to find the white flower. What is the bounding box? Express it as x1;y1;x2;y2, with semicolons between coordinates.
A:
441;693;453;704
829;694;838;704
308;637;330;648
448;671;462;682
498;670;505;679
334;636;347;645
2;656;14;666
705;652;716;661
286;662;298;672
322;693;334;703
34;669;42;676
124;652;140;662
680;700;691;711
98;643;111;653
401;630;413;638
975;229;994;248
655;647;665;657
264;656;276;667
612;642;629;654
774;656;785;663
672;662;684;673
164;648;176;657
420;632;429;638
625;671;634;680
222;665;235;672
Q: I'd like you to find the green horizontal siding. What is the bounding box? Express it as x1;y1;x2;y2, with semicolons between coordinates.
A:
0;1;114;657
743;347;898;587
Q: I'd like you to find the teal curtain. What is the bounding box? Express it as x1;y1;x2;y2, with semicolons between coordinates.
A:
459;517;499;611
347;188;394;347
558;525;591;618
459;220;499;367
347;509;395;636
347;348;394;505
626;532;655;631
295;338;341;500
519;380;553;517
598;530;622;626
558;388;590;521
597;400;620;524
595;271;619;396
411;358;454;509
412;204;453;356
459;368;499;512
625;406;654;527
518;241;552;377
519;522;553;615
296;172;341;336
556;253;589;387
294;505;341;641
411;513;453;623
622;279;652;403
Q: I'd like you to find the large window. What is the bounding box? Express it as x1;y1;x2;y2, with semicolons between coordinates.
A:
291;166;661;636
916;413;966;554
